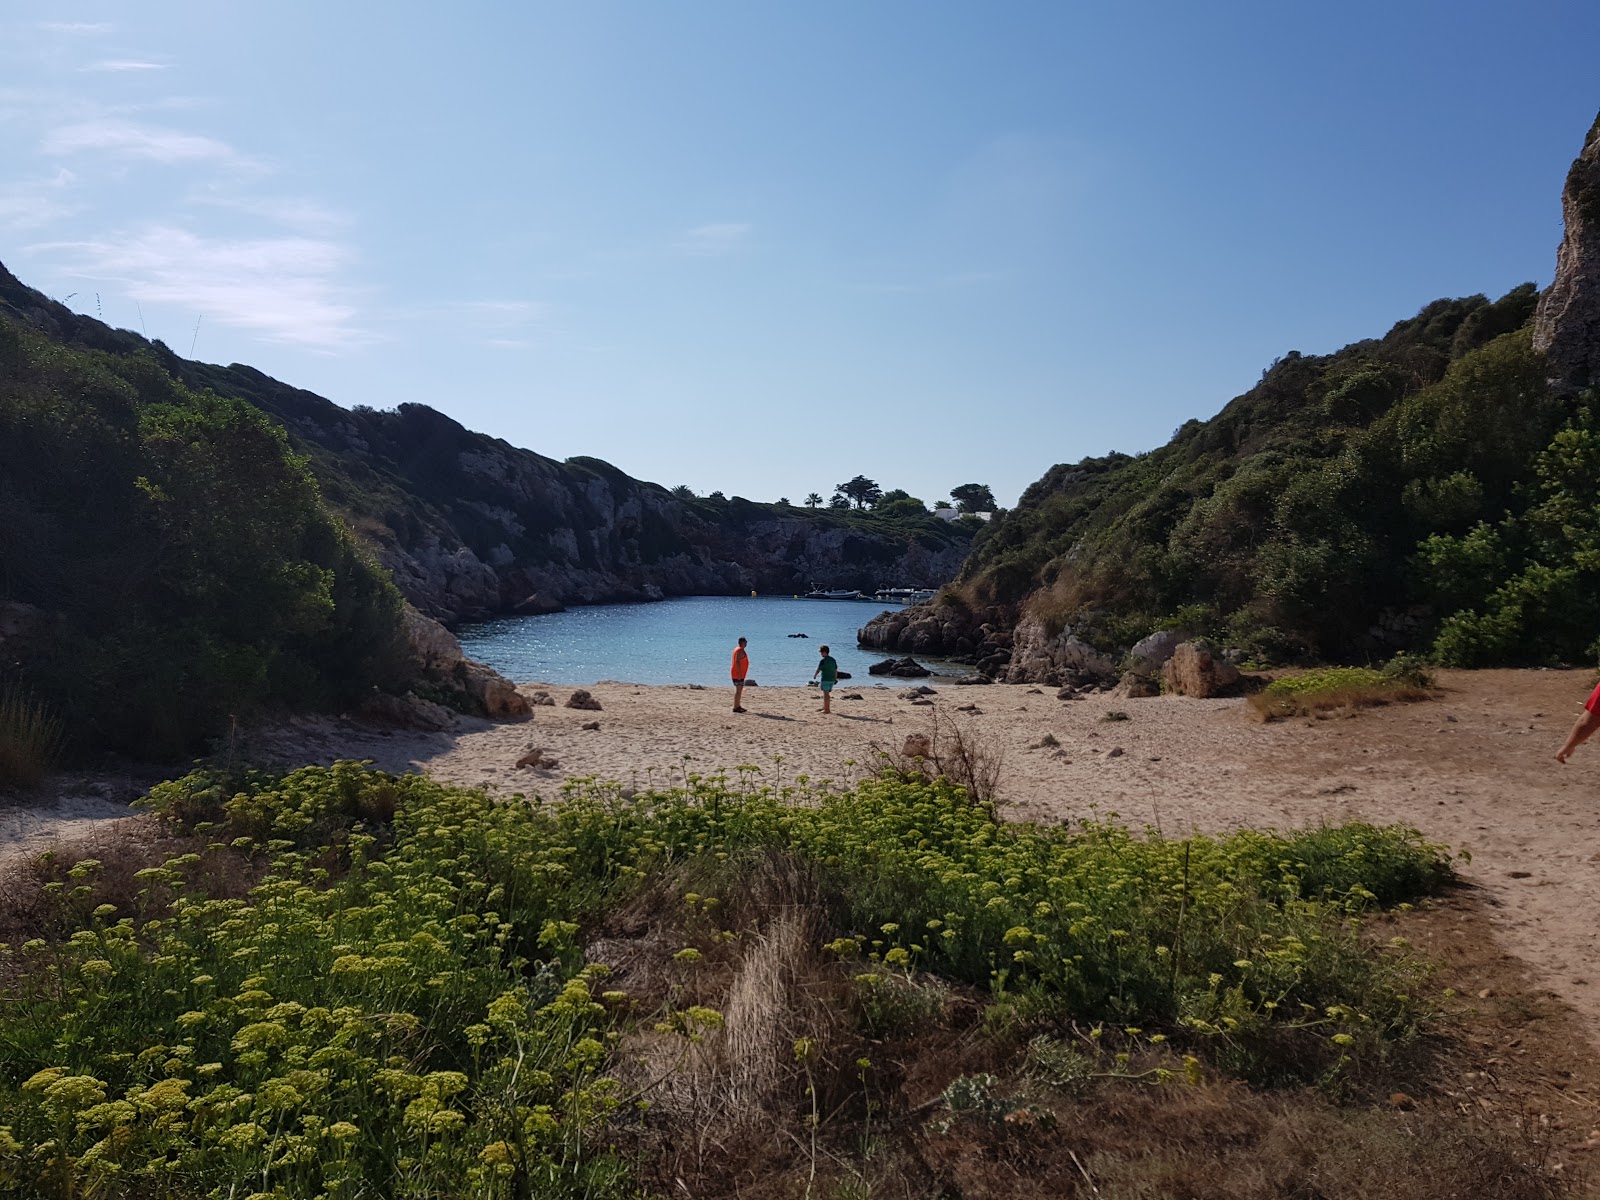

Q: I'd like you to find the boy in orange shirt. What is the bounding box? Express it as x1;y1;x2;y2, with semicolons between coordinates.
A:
731;637;749;713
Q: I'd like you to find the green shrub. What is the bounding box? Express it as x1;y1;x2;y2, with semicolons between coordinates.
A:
1264;668;1390;696
0;764;1454;1196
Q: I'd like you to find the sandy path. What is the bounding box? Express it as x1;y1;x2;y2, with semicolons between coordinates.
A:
256;669;1600;1033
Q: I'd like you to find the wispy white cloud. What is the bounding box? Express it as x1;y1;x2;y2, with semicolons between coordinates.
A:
674;222;752;256
42;118;246;166
33;225;369;348
82;60;167;73
38;21;114;34
189;192;348;235
0;168;80;230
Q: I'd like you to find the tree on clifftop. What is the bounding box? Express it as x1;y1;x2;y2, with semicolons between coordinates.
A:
951;482;997;513
804;492;823;508
837;475;883;509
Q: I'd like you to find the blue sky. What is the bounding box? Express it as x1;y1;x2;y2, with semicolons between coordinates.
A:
2;3;1596;508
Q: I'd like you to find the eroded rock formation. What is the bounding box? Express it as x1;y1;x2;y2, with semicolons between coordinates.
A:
1534;112;1600;394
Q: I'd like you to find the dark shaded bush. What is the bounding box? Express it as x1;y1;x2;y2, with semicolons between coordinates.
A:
0;315;412;758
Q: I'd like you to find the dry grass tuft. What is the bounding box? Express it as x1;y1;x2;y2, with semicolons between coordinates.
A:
0;681;66;791
871;707;1005;804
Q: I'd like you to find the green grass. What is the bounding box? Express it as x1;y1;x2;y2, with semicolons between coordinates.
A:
1264;667;1393;696
0;762;1454;1197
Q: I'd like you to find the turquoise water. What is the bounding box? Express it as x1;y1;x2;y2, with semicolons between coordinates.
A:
455;595;961;687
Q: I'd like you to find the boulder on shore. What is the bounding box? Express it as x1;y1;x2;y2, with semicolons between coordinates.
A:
1111;671;1161;699
565;689;604;711
1160;640;1241;698
1126;629;1188;676
869;656;931;678
402;605;532;720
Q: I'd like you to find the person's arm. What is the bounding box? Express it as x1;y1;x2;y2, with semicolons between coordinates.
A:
1557;707;1600;762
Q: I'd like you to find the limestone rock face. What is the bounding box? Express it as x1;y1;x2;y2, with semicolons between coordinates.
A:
1535;112;1600;394
403;607;465;676
1003;617;1118;685
401;604;531;720
858;601;1013;660
1160;640;1241;698
462;662;533;720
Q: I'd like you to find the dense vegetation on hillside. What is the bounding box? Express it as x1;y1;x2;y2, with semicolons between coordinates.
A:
0;312;411;757
960;286;1600;664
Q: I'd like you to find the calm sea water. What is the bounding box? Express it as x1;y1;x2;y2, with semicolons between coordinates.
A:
455;595;961;688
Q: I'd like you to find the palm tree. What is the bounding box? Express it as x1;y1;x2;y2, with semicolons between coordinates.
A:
805;492;823;508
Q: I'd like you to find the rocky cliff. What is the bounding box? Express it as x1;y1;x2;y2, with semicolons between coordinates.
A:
0;263;971;623
1534;111;1600;394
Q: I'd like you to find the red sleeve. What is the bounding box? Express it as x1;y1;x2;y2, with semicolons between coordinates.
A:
1585;682;1600;713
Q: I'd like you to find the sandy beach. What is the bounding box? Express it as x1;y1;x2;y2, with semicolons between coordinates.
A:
9;668;1600;1037
239;668;1600;1036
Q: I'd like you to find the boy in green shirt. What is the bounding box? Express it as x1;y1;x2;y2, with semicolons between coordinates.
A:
812;644;838;714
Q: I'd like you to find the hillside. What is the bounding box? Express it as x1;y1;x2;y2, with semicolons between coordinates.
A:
861;113;1600;680
0;263;971;625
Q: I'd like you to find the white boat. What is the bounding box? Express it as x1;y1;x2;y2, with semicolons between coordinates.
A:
804;588;864;600
873;587;937;604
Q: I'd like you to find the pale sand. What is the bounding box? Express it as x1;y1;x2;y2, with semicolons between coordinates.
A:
11;669;1600;1033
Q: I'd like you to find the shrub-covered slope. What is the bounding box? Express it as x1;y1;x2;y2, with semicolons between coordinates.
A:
0;263;971;624
951;285;1600;664
0;309;412;757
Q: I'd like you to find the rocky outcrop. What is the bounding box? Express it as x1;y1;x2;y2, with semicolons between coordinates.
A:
858;601;1124;685
858;601;1013;660
1160;640;1241;698
868;656;931;678
1126;629;1187;676
1535;112;1600;394
402;606;532;720
1003;617;1118;685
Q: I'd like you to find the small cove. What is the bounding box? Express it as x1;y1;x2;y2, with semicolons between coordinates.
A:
455;594;963;688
